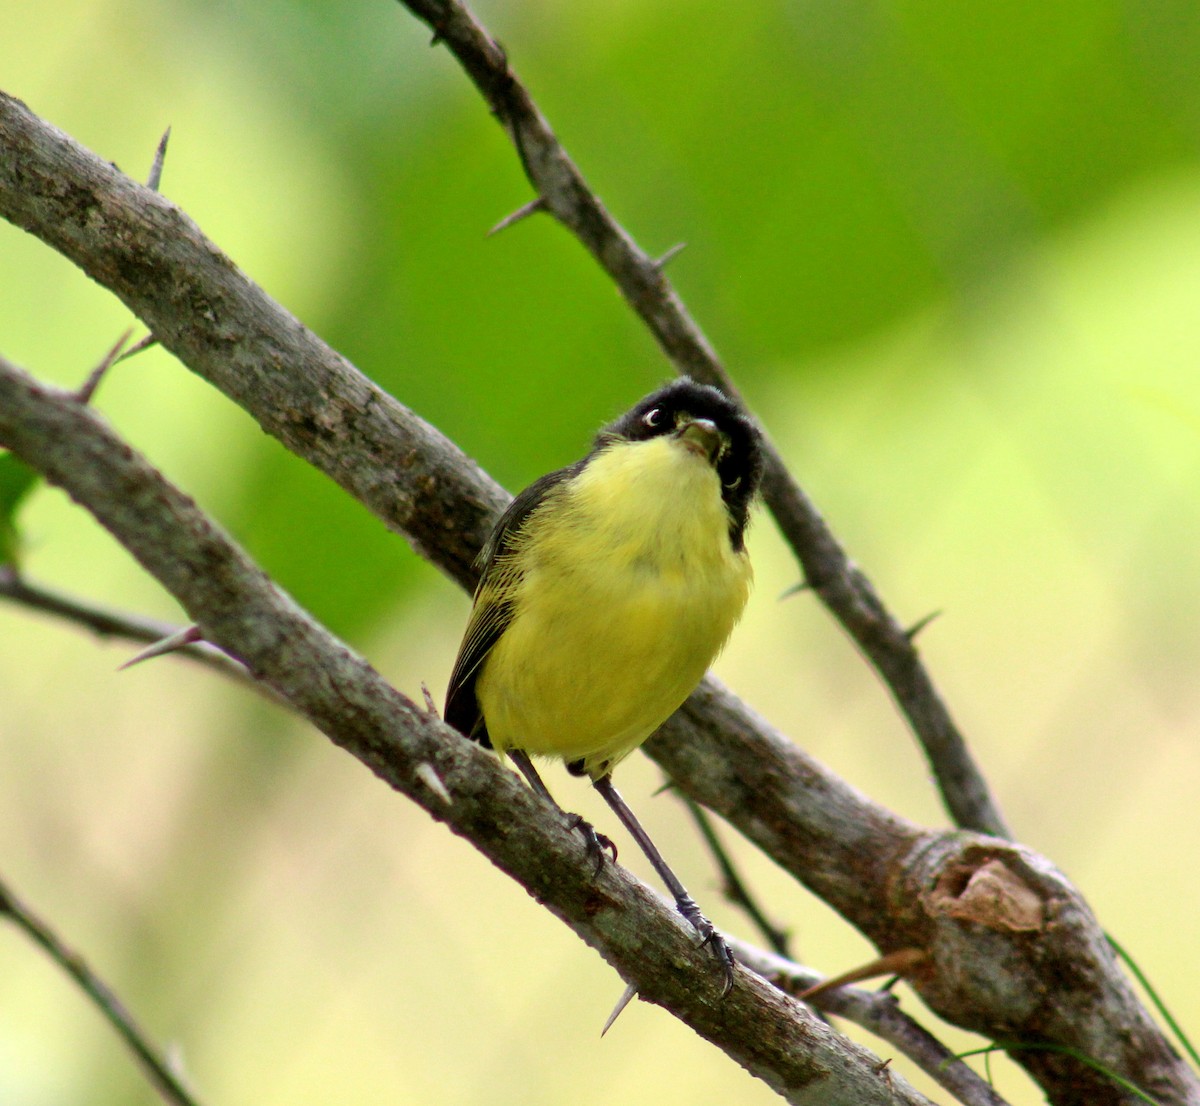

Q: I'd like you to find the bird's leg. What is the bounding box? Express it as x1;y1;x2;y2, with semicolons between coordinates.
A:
508;750;616;872
592;774;735;996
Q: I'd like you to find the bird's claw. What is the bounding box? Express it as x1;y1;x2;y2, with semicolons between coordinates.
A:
706;931;736;997
676;894;735;996
565;812;617;873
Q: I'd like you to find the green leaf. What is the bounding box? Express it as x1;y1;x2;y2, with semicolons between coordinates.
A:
0;452;40;567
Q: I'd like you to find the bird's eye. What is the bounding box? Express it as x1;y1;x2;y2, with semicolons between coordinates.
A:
723;475;742;491
642;406;665;429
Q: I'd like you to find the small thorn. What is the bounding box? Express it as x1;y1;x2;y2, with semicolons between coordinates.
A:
119;625;204;670
415;762;453;806
654;242;687;269
601;984;638;1037
76;330;134;404
905;610;942;641
147;126;171;191
778;580;812;601
115;333;159;364
420;681;439;715
429;24;446;46
487;196;546;237
797;948;927;1003
164;1040;190;1082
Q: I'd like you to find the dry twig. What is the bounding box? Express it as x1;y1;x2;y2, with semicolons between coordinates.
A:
0;872;203;1106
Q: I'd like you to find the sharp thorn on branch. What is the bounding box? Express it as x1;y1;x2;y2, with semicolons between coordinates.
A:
487;196;546;237
797;948;927;1003
419;681;439;715
428;26;445;47
415;762;453;806
76;330;134;405
905;610;943;641
147;125;171;191
118;624;205;670
116;333;160;364
601;983;639;1037
653;242;687;269
778;579;812;601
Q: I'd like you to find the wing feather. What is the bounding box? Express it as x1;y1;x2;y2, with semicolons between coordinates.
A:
443;464;581;744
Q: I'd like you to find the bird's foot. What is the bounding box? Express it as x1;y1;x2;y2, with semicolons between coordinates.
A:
675;893;735;997
564;812;617;873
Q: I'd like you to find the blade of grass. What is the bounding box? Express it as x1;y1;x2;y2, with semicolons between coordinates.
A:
1108;932;1199;1070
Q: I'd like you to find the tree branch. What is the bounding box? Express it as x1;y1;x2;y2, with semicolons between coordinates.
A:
1;90;1195;1105
0;352;937;1106
0;92;502;595
653;682;1197;1105
393;0;1009;842
0;870;203;1106
730;940;1014;1106
0;564;258;685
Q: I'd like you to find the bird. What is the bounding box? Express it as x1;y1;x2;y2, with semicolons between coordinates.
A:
444;378;763;991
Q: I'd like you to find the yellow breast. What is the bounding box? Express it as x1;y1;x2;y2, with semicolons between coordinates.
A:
476;434;752;778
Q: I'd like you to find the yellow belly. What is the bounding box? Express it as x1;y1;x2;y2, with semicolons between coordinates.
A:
475;435;752;778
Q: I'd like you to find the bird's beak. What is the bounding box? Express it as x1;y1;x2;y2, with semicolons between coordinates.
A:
675;417;724;465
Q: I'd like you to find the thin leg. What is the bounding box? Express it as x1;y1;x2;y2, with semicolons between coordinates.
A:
508;750;616;870
508;749;557;805
592;774;735;995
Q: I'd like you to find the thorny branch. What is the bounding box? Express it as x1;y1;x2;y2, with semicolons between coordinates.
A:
2;52;1198;1106
395;0;1009;842
730;941;1013;1106
0;350;936;1106
0;871;203;1106
0;565;254;685
0;526;1009;1106
0;473;988;1102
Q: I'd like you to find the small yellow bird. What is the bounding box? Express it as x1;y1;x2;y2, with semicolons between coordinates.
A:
445;379;763;988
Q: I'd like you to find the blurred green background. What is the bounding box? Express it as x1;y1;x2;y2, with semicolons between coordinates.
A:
3;1;1200;1103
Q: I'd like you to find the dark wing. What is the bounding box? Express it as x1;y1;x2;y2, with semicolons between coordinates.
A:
443;463;581;745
